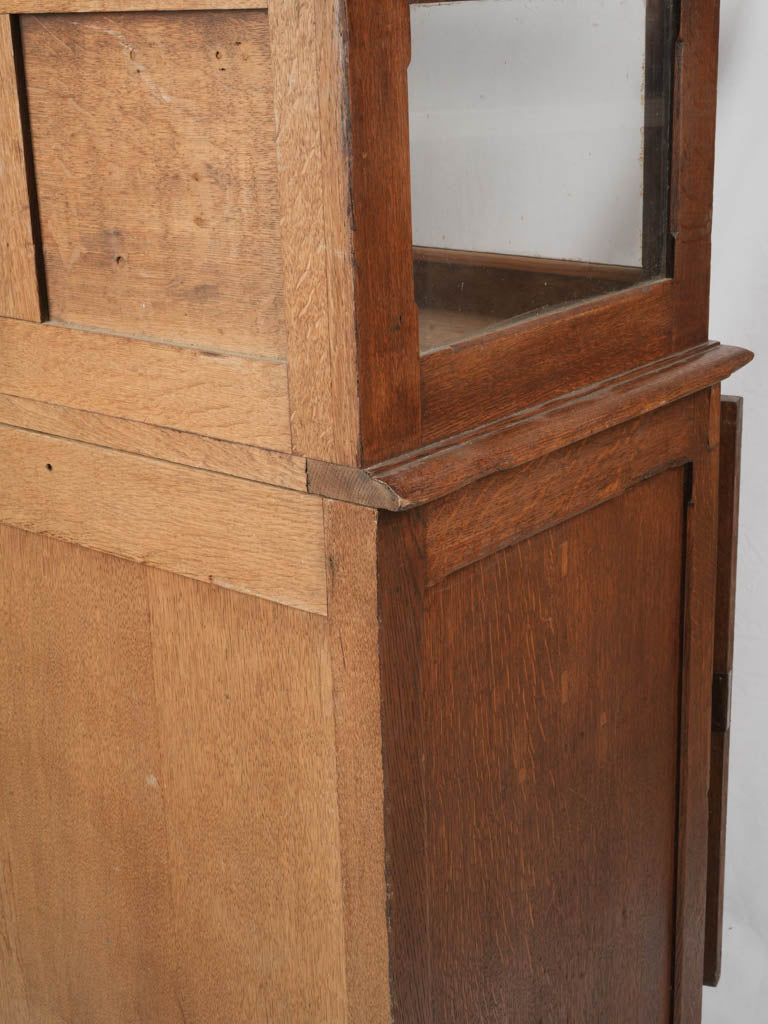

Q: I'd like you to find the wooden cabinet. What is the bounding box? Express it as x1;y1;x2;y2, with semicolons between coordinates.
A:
0;1;753;1022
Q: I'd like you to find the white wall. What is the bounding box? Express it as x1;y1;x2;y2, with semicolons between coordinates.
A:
409;0;646;266
703;1;768;1018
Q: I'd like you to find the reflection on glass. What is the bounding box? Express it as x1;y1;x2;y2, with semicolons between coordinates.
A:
408;0;676;352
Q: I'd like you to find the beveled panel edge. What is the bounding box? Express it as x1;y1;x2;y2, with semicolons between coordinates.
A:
0;391;308;492
0;1;267;11
307;342;754;511
0;15;43;321
0;422;327;614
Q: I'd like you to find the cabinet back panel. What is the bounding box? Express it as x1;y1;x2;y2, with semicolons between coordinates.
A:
20;11;286;357
0;525;347;1023
389;468;686;1023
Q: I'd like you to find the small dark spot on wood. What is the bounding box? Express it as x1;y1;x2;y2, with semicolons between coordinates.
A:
235;41;241;45
115;255;124;266
215;50;222;58
219;67;226;71
129;48;135;60
45;463;53;472
194;215;206;228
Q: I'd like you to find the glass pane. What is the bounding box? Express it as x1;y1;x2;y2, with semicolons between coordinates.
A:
408;0;676;353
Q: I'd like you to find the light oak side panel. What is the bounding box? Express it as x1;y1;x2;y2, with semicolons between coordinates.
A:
0;526;349;1023
0;318;291;449
0;424;327;614
0;17;41;322
0;391;307;491
270;0;335;460
147;570;348;1023
0;529;182;1023
21;11;286;358
324;501;391;1024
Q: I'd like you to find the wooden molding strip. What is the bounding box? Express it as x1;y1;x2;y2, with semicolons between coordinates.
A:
0;392;308;492
0;423;327;614
0;317;291;450
0;16;42;321
0;1;267;10
422;395;699;586
307;343;753;511
414;246;645;283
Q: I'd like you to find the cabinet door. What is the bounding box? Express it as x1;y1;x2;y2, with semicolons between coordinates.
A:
379;392;718;1023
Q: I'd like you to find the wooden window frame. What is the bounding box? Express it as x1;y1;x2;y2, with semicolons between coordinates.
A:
346;0;720;464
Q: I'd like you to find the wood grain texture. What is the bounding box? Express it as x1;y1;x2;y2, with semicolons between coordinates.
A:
0;318;291;449
312;0;361;465
673;390;721;1024
21;11;287;357
704;394;744;987
0;525;348;1022
146;569;347;1023
346;0;421;464
270;0;335;460
375;342;753;509
0;391;308;491
0;424;327;614
420;281;675;444
423;396;697;585
0;17;41;322
4;0;267;9
324;500;391;1024
380;471;686;1023
377;508;430;1024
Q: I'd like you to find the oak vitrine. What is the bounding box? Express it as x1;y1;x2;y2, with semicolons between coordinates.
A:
0;0;753;1021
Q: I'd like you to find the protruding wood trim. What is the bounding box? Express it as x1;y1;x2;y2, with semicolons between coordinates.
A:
323;501;392;1024
0;16;42;322
0;317;292;450
0;392;308;492
0;424;327;614
673;392;720;1023
0;0;267;10
307;343;753;510
704;394;744;988
422;396;698;586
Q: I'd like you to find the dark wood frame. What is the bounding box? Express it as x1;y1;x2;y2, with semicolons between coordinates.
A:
345;0;721;463
378;389;721;1022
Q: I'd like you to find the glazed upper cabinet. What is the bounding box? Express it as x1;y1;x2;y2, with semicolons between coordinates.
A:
0;0;746;468
0;1;754;1023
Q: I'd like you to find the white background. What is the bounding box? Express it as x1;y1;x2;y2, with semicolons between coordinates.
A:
409;0;647;266
703;0;768;1018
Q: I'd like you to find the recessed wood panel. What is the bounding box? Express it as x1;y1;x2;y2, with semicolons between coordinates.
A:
21;11;286;357
382;469;687;1023
0;525;347;1022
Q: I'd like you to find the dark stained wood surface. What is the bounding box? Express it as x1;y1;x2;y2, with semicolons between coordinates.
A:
307;343;752;511
704;395;744;987
346;0;421;463
380;468;688;1023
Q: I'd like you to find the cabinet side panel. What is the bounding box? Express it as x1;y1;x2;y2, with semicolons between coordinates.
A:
0;526;347;1023
384;470;687;1023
